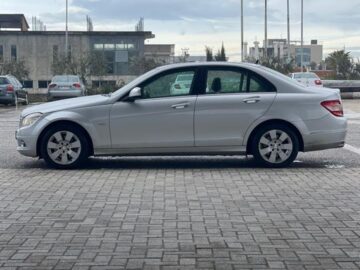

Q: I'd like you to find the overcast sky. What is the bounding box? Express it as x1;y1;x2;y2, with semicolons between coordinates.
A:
2;0;360;60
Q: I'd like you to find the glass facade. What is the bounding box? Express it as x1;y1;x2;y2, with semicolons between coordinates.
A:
92;40;140;75
295;48;311;67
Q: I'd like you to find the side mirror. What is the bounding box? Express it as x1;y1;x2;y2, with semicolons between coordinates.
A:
126;87;142;102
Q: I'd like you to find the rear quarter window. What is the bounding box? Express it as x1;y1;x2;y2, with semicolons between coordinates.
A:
0;77;9;84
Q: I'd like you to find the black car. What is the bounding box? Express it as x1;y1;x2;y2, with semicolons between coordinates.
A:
0;75;29;105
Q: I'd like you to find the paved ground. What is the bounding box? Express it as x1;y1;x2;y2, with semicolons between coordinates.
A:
0;101;360;269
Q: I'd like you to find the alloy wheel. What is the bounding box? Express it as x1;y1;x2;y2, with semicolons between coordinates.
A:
46;131;82;165
258;129;293;164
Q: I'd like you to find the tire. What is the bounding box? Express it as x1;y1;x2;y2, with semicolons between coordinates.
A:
40;124;90;169
22;93;29;105
251;124;299;168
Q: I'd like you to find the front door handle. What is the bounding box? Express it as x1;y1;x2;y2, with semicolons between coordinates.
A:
171;103;189;109
243;96;261;104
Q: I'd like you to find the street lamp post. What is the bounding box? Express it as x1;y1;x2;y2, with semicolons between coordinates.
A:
65;0;69;59
241;0;244;62
264;0;268;59
300;0;304;72
287;0;291;61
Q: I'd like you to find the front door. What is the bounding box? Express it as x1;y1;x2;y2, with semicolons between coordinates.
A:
195;67;277;146
110;68;198;149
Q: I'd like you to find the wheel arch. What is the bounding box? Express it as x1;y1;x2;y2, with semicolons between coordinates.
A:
36;120;94;158
246;119;304;154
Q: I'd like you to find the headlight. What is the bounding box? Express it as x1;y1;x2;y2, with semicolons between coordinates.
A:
20;113;42;128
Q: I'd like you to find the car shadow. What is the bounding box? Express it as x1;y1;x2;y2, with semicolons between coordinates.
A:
77;156;331;170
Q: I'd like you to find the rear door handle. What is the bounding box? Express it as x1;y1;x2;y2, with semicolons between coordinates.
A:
171;103;190;109
243;97;261;104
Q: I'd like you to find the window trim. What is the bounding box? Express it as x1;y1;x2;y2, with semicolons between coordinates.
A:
199;66;277;95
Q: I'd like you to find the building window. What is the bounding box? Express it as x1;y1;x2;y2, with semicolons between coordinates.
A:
53;45;58;61
38;80;51;88
11;45;17;61
0;45;3;62
94;44;103;50
22;80;33;88
104;44;115;50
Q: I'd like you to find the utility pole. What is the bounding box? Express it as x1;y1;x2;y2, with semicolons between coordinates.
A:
65;0;69;59
241;0;244;62
300;0;304;72
264;0;268;59
287;0;291;61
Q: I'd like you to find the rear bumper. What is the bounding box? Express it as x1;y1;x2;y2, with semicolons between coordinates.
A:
0;94;15;103
302;115;347;152
48;90;83;98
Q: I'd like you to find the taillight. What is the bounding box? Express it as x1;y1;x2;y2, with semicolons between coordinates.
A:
321;100;344;117
6;84;14;92
49;84;57;89
73;83;81;88
315;79;322;85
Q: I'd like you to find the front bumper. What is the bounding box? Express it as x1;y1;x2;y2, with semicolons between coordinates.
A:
15;130;38;157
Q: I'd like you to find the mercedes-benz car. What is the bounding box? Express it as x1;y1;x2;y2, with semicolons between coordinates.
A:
16;62;347;169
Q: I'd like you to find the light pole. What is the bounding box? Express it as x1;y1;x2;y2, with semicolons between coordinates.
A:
287;0;291;61
300;0;304;72
65;0;69;59
264;0;268;59
241;0;244;62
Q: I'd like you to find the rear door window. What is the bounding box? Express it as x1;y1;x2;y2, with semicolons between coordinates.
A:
204;67;276;94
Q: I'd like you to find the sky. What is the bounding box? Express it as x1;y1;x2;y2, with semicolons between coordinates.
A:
2;0;360;61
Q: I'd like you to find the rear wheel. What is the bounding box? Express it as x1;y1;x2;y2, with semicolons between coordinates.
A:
40;124;90;169
22;93;29;105
252;124;299;168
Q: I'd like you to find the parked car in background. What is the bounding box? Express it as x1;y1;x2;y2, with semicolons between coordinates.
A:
289;72;323;87
170;73;194;95
48;75;86;101
16;63;346;169
0;75;29;106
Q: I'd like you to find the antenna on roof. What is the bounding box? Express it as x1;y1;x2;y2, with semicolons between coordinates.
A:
135;17;144;31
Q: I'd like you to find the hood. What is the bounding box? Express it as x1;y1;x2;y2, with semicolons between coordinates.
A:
22;95;111;116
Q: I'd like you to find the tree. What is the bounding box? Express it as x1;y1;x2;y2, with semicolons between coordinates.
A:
0;59;29;80
247;56;295;74
205;46;213;62
129;56;165;75
214;43;227;61
325;50;353;79
52;51;107;83
310;61;317;71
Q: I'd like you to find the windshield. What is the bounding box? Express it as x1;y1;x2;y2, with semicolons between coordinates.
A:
52;76;79;83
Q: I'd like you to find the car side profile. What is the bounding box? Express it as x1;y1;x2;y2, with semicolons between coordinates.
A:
16;62;347;168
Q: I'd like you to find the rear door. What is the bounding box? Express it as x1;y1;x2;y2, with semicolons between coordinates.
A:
194;66;277;147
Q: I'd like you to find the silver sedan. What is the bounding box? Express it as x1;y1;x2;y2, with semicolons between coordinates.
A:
16;63;347;168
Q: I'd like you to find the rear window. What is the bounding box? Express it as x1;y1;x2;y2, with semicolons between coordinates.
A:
294;73;319;79
0;77;9;85
52;76;79;83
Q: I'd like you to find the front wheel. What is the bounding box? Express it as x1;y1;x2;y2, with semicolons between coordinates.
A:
252;124;299;168
40;124;90;169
